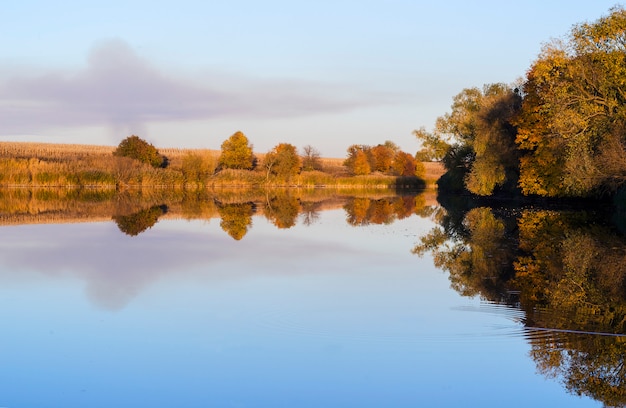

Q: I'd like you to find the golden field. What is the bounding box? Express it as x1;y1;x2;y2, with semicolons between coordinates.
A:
0;141;444;189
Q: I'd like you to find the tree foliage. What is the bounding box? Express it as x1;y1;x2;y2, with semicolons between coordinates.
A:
263;143;301;180
424;84;521;195
113;135;165;168
515;6;626;196
218;131;255;170
423;7;626;198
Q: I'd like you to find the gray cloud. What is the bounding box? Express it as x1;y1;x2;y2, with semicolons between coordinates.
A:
0;39;394;135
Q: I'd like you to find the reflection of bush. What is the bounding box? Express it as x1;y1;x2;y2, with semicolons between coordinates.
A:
113;205;168;236
217;202;255;240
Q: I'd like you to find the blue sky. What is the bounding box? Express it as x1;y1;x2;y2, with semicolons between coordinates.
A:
0;1;621;157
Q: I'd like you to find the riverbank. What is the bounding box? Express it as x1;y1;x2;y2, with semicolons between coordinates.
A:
0;141;444;189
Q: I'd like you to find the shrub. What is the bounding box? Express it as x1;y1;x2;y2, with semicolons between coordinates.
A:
113;135;165;168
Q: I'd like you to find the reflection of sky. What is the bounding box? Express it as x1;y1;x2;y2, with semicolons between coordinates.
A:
0;211;599;407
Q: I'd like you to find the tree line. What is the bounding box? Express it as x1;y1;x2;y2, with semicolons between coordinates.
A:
113;129;426;187
416;6;626;198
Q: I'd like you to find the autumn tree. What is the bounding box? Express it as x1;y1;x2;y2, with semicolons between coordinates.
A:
432;84;521;196
218;131;255;170
515;6;626;197
369;144;394;173
113;135;165;168
263;143;301;180
392;151;424;177
344;145;371;175
301;145;323;171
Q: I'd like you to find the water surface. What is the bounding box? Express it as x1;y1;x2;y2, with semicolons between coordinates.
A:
0;192;610;407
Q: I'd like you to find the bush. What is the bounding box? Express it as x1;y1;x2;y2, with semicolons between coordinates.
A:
113;135;165;168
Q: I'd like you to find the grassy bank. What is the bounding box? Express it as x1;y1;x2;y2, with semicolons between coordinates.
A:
0;141;443;189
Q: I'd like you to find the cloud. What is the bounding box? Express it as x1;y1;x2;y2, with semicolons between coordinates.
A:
0;218;365;311
0;39;396;136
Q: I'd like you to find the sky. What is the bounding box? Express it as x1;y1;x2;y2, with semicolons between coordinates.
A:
0;1;622;157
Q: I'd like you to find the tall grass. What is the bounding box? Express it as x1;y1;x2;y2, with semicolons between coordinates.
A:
0;142;440;189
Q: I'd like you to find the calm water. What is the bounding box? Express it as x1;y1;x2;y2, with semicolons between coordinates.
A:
0;191;617;407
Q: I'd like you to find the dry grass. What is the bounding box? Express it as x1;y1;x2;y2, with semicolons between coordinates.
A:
0;142;444;189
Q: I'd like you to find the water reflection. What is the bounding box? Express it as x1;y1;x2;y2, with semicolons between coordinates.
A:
0;188;437;238
113;204;168;236
414;194;626;406
0;188;608;406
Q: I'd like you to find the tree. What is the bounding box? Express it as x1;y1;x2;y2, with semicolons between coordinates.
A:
392;151;421;177
218;131;255;170
369;144;394;173
421;84;520;195
263;143;301;180
301;145;323;171
344;145;371;175
414;127;450;161
113;135;165;168
515;6;626;197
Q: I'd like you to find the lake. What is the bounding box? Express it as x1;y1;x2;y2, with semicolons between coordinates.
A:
0;189;621;407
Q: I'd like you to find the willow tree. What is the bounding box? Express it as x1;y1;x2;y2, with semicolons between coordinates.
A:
516;6;626;196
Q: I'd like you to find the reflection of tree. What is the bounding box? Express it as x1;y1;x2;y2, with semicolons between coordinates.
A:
344;195;429;226
217;202;255;240
113;205;168;236
264;195;300;229
300;201;321;226
413;206;517;299
514;210;626;334
414;199;626;405
530;332;626;407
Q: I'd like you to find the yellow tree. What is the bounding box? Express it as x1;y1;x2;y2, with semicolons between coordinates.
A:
516;6;626;196
263;143;301;181
218;131;255;170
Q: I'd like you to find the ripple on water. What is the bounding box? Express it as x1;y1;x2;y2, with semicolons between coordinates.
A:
248;300;541;347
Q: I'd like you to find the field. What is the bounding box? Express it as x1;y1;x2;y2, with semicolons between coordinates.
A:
0;141;444;189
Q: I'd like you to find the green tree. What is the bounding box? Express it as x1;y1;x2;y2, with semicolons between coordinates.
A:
413;127;451;161
218;131;255;170
113;135;165;168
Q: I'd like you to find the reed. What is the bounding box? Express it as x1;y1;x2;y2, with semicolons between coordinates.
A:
0;141;441;189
